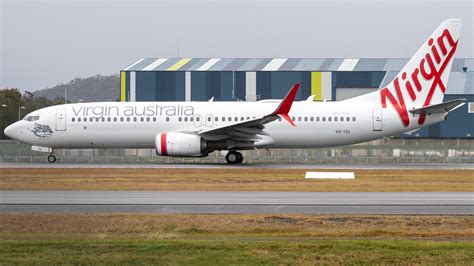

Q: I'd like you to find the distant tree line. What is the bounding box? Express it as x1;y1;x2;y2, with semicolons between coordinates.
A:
0;88;66;139
0;74;120;139
35;74;119;102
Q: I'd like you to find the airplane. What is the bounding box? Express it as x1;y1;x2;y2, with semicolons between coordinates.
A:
4;19;465;164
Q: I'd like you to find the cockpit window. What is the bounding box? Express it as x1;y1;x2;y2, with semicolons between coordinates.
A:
23;115;40;122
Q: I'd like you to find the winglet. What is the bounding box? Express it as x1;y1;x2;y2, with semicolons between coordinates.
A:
271;82;300;126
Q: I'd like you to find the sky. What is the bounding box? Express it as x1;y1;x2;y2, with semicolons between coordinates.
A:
1;0;473;92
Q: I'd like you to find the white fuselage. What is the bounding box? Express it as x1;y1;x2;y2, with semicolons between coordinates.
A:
8;99;445;151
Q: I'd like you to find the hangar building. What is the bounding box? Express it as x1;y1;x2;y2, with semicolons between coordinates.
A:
120;58;473;138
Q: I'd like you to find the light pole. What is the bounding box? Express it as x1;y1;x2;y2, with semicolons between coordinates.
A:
1;104;7;141
18;106;26;121
17;106;26;145
65;88;68;104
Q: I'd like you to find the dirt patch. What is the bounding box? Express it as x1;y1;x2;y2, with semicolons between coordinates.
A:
0;214;472;240
0;168;472;191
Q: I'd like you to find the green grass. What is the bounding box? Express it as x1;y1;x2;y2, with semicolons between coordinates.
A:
1;239;473;265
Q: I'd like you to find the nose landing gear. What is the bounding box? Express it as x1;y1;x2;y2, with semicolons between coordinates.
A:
47;154;56;163
225;151;243;164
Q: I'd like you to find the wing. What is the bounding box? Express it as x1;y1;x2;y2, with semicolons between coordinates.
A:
198;83;300;149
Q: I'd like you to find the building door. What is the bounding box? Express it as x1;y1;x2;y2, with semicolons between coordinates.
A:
373;108;382;131
56;108;67;131
205;114;213;127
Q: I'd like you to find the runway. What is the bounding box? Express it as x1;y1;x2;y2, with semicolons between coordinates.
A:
1;191;472;214
1;162;473;170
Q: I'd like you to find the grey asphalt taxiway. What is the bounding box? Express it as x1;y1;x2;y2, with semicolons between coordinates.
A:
1;191;472;214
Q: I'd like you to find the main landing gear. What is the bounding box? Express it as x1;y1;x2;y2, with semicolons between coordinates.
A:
225;151;243;164
47;153;56;163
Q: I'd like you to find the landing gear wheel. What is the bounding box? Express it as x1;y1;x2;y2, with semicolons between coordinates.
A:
225;151;243;164
235;152;244;164
47;154;57;163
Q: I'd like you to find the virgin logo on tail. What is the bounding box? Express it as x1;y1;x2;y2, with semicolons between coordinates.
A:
380;28;458;127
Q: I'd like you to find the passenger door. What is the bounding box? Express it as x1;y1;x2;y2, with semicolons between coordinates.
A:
205;114;213;127
194;114;202;128
56;108;67;131
373;108;382;131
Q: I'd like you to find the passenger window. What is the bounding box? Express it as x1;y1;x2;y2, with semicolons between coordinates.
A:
240;117;244;121
101;117;105;122
120;117;124;122
335;117;338;122
234;117;238;121
228;117;231;121
146;117;150;122
133;117;137;122
304;117;308;122
114;117;117;122
310;117;314;122
178;117;182;122
346;117;350;122
140;117;144;122
316;117;320;122
197;117;200;122
190;117;193;122
352;117;356;122
215;117;218;122
328;117;332;122
107;117;111;122
222;117;225;121
78;118;81;122
166;117;170;122
340;116;344;121
246;117;250;120
322;117;326;122
127;117;130;122
292;117;295;121
72;118;75;122
208;117;211;122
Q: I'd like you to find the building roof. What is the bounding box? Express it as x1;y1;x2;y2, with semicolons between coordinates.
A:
124;58;474;72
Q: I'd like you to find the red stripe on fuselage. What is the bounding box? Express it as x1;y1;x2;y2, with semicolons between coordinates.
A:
160;133;167;156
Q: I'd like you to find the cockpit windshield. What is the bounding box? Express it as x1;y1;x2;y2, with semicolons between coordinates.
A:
23;115;40;122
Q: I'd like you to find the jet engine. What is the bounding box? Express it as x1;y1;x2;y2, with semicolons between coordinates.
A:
155;132;206;157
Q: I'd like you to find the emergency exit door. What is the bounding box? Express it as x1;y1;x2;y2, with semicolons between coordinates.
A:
373;108;382;131
56;108;67;131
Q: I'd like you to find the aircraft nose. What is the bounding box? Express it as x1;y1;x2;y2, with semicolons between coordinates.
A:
4;123;17;139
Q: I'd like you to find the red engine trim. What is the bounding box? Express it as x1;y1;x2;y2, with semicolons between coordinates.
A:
160;133;167;156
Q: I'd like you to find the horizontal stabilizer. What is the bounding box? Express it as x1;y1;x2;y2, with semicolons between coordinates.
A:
409;99;466;115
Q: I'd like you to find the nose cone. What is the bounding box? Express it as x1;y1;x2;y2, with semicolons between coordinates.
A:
4;123;17;139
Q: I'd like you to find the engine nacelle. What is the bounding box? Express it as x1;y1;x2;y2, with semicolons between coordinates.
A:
155;132;204;157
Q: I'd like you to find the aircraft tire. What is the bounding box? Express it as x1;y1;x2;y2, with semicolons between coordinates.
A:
47;154;57;163
225;151;240;164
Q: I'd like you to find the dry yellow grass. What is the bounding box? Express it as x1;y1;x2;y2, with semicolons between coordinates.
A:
0;168;473;191
1;214;472;240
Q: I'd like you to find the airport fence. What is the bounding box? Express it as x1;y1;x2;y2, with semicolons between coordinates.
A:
1;154;473;164
0;138;473;164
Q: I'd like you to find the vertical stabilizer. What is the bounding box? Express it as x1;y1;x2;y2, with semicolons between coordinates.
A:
377;19;462;127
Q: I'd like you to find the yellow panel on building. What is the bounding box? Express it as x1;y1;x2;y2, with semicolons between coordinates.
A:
167;58;192;71
311;72;322;100
120;71;126;102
